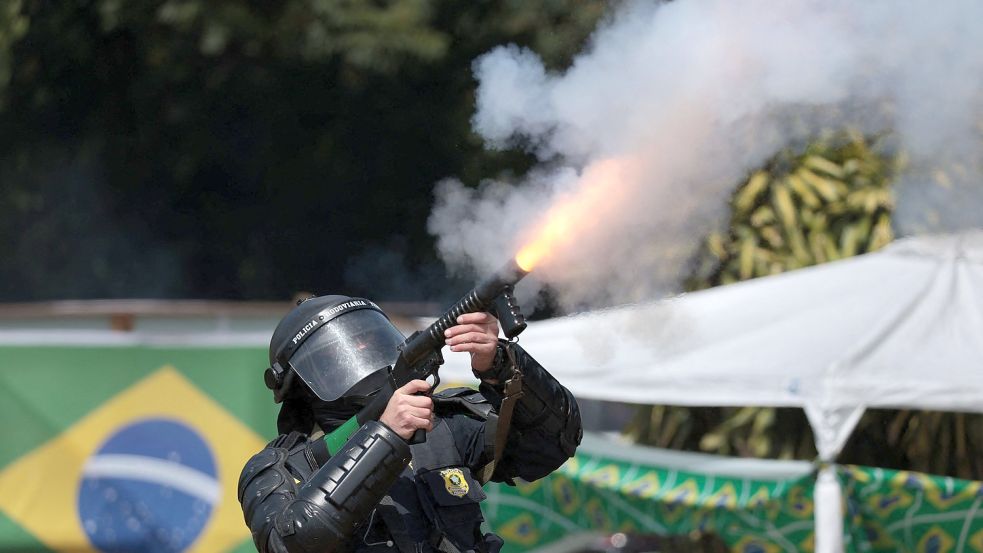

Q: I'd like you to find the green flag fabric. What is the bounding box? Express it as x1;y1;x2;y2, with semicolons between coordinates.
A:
5;342;983;553
483;435;817;553
841;465;983;553
0;344;277;553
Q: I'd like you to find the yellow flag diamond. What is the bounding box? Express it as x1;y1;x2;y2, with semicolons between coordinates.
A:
0;367;266;552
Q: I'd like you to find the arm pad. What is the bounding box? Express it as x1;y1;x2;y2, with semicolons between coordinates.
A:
240;421;410;553
480;343;582;458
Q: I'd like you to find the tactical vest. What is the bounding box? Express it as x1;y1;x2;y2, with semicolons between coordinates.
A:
274;388;504;553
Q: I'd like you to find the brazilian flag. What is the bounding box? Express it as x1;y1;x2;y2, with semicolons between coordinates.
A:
0;343;279;552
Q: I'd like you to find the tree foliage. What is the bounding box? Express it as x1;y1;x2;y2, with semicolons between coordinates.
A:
629;133;899;463
686;132;899;290
629;134;983;479
0;0;606;301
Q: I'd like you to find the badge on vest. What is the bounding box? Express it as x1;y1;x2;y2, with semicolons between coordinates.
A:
440;468;470;498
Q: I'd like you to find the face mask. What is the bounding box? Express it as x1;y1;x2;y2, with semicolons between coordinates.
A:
309;394;373;431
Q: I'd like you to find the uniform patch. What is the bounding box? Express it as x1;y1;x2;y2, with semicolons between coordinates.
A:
441;468;470;498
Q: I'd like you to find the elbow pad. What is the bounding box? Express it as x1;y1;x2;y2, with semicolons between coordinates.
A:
276;421;411;553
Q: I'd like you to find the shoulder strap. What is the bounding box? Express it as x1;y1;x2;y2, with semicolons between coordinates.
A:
269;431;332;480
269;430;306;450
478;342;524;485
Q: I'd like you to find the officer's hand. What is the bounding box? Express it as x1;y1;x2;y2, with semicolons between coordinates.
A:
380;379;433;440
444;313;500;372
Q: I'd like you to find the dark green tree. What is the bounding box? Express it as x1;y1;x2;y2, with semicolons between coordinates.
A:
0;0;606;301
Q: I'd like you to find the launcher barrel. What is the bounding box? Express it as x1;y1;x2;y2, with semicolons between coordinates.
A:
400;258;529;366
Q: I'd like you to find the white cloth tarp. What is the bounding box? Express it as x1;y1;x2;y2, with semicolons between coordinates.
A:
441;229;983;552
444;230;983;417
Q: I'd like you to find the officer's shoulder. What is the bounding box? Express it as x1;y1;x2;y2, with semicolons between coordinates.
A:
238;443;290;501
241;430;308;474
238;431;317;496
434;387;493;420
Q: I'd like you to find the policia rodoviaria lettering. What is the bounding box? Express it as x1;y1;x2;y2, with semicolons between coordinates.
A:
238;295;582;553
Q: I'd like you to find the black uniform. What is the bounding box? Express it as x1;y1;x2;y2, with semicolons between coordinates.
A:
238;343;582;553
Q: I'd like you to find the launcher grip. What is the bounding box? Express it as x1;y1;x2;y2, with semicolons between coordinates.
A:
408;369;438;445
492;285;527;339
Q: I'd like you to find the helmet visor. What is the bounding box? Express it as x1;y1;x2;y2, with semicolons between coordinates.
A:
287;308;406;401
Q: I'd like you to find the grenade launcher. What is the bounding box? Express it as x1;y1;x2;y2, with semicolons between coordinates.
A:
323;259;530;454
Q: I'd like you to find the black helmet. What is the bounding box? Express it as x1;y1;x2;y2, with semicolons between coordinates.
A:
264;295;406;404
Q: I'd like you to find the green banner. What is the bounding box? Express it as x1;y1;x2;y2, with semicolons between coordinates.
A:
8;343;983;553
841;465;983;553
0;344;277;553
483;442;817;553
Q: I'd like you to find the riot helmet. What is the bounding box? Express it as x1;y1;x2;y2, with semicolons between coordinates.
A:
265;295;406;404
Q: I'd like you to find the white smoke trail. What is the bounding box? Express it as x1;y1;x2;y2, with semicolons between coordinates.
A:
428;0;983;309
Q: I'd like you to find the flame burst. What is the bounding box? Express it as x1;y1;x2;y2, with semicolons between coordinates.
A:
514;157;640;272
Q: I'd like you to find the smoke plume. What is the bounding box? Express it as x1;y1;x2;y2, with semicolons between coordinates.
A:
429;0;983;309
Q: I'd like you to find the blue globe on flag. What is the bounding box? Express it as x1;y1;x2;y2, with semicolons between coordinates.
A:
77;418;219;552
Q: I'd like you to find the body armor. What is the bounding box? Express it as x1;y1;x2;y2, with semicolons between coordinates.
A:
239;344;582;553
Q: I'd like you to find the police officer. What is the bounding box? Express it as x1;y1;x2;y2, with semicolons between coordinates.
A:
238;295;582;553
